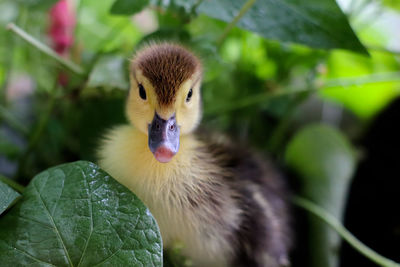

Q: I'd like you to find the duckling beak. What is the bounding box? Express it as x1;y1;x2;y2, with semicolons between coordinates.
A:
148;113;180;163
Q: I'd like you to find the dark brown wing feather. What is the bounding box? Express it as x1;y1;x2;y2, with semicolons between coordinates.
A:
196;130;292;267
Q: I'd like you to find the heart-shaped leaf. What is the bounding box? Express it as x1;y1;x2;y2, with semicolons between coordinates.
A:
0;161;162;266
0;179;20;216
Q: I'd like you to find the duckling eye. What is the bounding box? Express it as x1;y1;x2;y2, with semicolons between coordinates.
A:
186;88;193;102
138;84;146;100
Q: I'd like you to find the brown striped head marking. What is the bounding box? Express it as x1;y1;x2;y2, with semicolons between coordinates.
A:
131;43;202;106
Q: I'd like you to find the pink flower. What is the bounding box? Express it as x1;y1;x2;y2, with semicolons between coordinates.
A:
49;0;76;55
48;0;76;86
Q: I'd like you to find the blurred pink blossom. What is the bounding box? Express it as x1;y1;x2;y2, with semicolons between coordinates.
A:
49;0;76;56
48;0;76;86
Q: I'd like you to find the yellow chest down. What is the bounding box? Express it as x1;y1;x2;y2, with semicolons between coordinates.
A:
98;126;242;266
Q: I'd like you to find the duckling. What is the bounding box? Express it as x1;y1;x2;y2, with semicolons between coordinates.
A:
98;43;292;267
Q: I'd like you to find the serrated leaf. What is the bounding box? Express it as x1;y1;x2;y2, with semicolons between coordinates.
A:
197;0;367;54
87;55;129;90
0;161;162;266
285;124;356;267
0;179;20;216
110;0;149;15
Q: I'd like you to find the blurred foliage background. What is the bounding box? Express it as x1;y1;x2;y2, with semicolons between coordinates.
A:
0;0;399;266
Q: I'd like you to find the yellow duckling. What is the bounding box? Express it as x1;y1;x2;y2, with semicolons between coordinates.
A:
98;43;291;267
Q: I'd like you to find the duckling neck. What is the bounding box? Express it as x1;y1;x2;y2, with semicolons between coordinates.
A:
99;125;201;204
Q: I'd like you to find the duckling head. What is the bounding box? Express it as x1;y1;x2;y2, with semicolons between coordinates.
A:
127;43;203;163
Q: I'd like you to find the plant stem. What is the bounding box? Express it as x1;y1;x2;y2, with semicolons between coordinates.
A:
6;23;85;76
365;45;400;55
217;0;257;46
0;175;25;193
205;87;313;115
293;196;400;267
205;72;400;115
322;72;400;88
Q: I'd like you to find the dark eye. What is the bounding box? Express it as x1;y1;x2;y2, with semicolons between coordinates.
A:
138;84;146;100
186;88;193;102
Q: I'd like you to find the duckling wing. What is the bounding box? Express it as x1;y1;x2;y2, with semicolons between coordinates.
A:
195;130;292;267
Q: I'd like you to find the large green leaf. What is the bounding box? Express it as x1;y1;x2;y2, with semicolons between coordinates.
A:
110;0;366;53
197;0;367;53
0;179;20;216
285;124;356;267
0;161;162;266
110;0;149;15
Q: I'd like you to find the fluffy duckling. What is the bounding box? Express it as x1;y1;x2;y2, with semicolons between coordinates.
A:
98;43;291;267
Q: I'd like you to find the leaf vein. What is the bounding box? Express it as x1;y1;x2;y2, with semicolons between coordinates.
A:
77;167;94;267
33;181;74;267
9;213;53;230
0;239;57;267
51;176;66;216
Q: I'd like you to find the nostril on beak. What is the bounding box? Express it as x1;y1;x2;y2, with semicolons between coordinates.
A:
148;112;180;162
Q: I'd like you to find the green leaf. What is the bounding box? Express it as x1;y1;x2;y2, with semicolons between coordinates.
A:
197;0;367;54
87;55;129;90
0;161;162;266
0;179;20;216
285;124;357;267
110;0;149;15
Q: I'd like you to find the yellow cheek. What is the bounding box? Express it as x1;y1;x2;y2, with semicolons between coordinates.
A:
126;91;157;135
126;97;150;134
177;93;201;135
126;71;159;134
